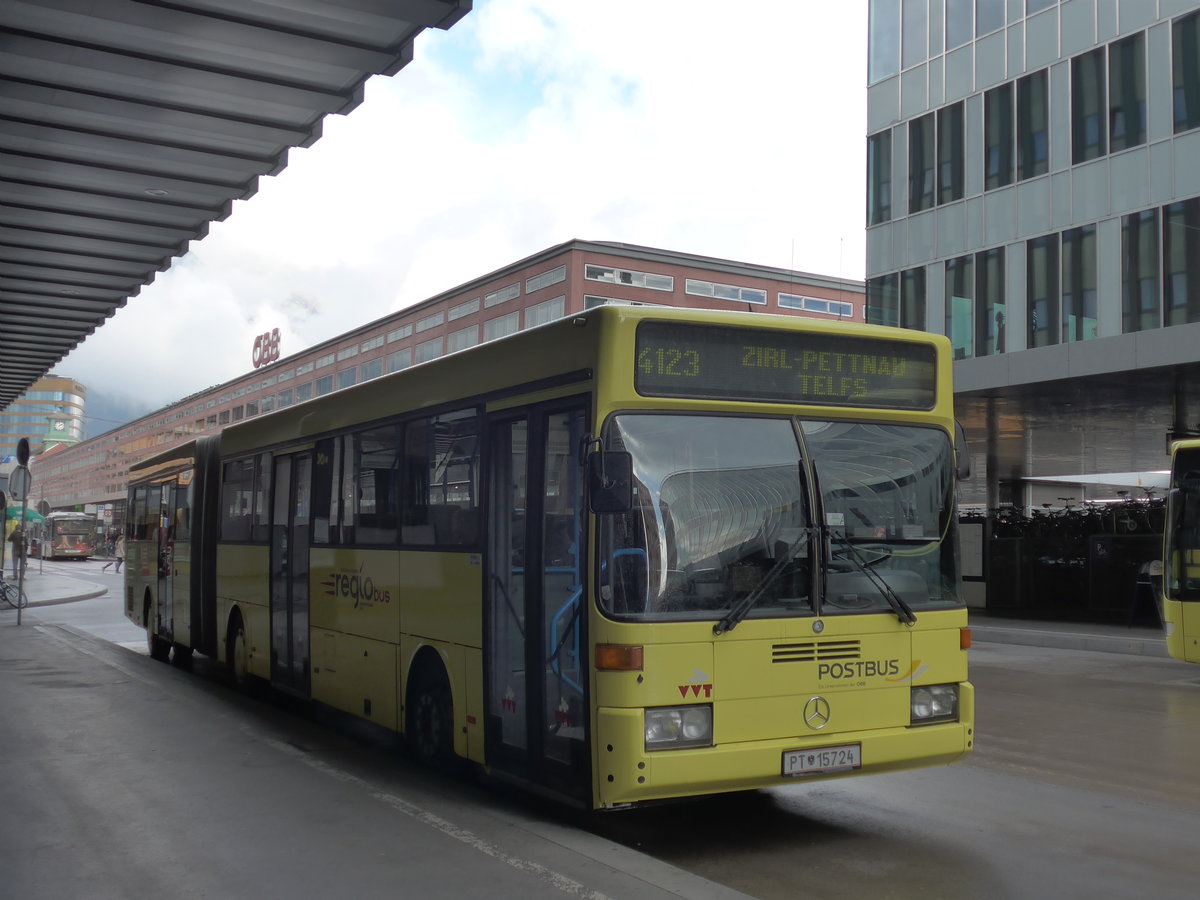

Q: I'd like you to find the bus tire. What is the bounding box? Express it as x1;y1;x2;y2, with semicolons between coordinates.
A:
226;612;250;690
145;597;170;662
407;659;454;768
170;644;193;669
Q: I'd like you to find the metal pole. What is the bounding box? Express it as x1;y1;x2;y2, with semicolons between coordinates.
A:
17;493;28;626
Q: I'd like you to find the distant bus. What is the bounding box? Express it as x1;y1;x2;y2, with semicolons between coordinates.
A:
1164;438;1200;662
125;305;973;810
42;511;98;560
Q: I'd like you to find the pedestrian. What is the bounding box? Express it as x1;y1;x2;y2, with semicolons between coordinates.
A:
8;526;25;579
102;534;125;573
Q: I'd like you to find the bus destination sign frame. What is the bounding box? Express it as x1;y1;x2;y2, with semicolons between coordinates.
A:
634;321;938;410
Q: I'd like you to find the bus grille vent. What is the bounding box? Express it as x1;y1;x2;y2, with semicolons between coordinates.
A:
771;640;861;663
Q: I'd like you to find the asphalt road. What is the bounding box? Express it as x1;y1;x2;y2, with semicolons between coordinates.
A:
8;560;1200;899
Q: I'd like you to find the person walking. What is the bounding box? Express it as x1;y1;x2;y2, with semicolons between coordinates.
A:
102;534;125;573
8;526;26;579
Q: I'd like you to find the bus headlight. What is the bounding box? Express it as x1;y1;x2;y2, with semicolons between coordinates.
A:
644;705;713;750
910;684;959;725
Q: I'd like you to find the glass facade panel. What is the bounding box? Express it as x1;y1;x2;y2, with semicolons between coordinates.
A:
1027;0;1056;13
1109;33;1146;152
1018;70;1049;180
869;0;901;84
976;0;1004;37
1062;225;1098;342
938;102;964;204
902;0;928;69
909;113;935;213
985;83;1014;190
945;255;975;360
1027;234;1059;348
1072;49;1107;164
1165;198;1200;326
1173;12;1200;134
1122;209;1159;334
945;0;972;50
868;130;893;225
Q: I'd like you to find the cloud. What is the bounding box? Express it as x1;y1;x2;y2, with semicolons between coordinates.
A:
56;0;867;413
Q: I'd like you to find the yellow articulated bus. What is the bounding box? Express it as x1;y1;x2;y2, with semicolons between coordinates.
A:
1164;438;1200;662
125;305;973;810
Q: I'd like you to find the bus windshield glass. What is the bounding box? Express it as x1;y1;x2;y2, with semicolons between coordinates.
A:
1167;446;1200;601
597;414;961;621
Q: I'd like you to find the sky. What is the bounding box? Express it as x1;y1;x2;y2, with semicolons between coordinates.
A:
60;0;869;422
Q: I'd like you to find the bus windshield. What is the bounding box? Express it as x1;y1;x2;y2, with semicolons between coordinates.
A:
1167;446;1200;602
597;414;961;621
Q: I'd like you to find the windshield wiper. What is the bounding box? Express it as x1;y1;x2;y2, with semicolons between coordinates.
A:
713;528;818;636
827;530;917;625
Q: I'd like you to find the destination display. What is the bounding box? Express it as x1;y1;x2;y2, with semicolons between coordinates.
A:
634;321;938;410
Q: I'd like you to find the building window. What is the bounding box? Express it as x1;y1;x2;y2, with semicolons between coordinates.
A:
902;0;928;70
361;335;384;352
526;265;566;293
1173;11;1200;134
985;83;1014;190
583;295;664;309
278;389;293;408
337;345;359;361
295;361;314;375
484;283;521;307
447;325;479;352
336;369;356;390
525;296;566;329
360;358;383;381
1165;198;1200;326
484;311;520;341
976;248;1006;355
685;280;767;305
866;274;900;326
900;267;926;331
1027;0;1056;13
867;130;892;225
387;348;412;373
1072;49;1106;164
945;0;972;51
218;410;231;425
1017;70;1049;180
316;353;335;369
1027;234;1059;348
938;102;964;204
416;311;444;333
868;0;901;84
1062;225;1098;342
945;255;975;360
415;337;443;363
779;293;853;318
315;376;334;396
387;324;413;342
909;113;935;213
584;264;673;292
1109;33;1146;153
448;298;480;320
295;382;313;402
1122;209;1159;334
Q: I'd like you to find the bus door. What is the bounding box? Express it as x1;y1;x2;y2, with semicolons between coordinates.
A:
156;480;193;647
156;482;176;641
486;402;590;801
270;453;312;696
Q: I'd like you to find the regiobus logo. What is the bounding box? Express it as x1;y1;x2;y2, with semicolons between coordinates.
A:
321;563;393;608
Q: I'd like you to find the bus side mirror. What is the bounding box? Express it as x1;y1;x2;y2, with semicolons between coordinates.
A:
955;421;971;480
588;451;633;514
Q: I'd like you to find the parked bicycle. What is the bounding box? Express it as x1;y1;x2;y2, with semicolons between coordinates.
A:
0;575;27;610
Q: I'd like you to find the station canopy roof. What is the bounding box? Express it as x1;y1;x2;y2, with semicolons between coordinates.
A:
0;0;471;411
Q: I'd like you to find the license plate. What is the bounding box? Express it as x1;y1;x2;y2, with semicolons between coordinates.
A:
782;744;862;776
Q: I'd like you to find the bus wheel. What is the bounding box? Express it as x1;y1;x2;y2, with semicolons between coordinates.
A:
170;644;193;670
145;599;170;662
407;664;453;767
226;613;250;690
